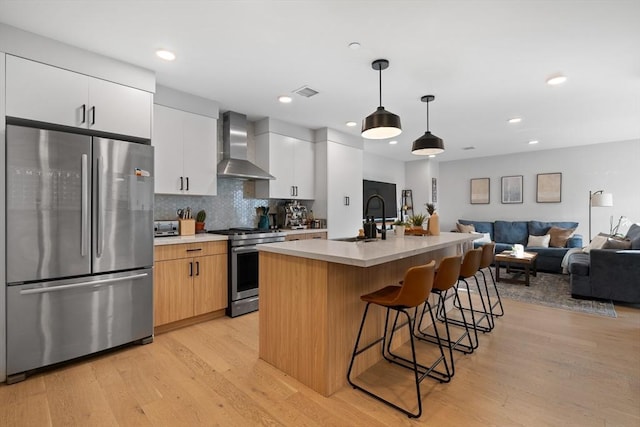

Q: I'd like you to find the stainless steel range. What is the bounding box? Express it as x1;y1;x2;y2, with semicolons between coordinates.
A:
208;228;286;317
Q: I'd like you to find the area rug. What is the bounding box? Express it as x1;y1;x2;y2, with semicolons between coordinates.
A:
477;271;617;318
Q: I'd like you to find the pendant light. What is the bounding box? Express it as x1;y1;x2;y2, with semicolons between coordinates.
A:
361;59;402;139
411;95;444;155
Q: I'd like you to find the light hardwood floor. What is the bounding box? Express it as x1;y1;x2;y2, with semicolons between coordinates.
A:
1;298;639;426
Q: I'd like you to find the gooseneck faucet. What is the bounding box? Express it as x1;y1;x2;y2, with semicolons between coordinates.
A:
364;194;386;240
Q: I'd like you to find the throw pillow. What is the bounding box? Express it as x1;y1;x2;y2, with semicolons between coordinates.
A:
603;237;632;250
583;234;608;253
472;232;491;244
527;234;550;247
548;226;575;248
457;223;475;233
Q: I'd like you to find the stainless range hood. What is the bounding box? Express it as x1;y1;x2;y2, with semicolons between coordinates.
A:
217;111;274;180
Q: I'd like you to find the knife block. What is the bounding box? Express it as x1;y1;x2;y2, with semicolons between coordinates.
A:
179;219;195;236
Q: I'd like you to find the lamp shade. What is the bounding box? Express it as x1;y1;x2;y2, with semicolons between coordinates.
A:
411;131;444;155
591;192;613;207
361;106;402;139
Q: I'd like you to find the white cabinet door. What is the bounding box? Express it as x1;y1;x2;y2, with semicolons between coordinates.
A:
327;142;363;239
6;55;88;128
293;139;315;199
153;105;217;196
182;112;217;196
153;105;184;194
89;78;152;139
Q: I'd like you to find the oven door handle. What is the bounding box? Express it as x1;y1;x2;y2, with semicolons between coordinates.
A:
232;246;258;254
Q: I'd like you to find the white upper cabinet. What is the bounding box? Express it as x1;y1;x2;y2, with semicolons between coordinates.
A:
255;132;315;199
153;104;217;196
6;55;151;139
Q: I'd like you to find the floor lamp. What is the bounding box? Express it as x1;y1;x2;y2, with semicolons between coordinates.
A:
589;190;613;241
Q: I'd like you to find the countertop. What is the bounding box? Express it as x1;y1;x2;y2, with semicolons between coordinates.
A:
258;232;477;267
154;233;228;246
154;228;328;246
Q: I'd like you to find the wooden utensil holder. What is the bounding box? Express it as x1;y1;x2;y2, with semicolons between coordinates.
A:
179;219;195;236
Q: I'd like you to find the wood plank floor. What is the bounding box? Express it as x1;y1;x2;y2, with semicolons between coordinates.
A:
1;298;639;426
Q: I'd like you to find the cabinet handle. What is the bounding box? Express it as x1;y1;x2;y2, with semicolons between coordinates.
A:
180;176;184;190
195;261;200;276
186;248;202;252
81;104;86;124
295;186;298;196
189;262;193;277
312;236;322;239
90;106;96;125
186;177;189;191
344;196;350;206
291;186;295;197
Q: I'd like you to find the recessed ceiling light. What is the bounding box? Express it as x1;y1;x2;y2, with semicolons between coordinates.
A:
345;121;357;127
389;140;398;145
508;117;522;124
156;49;176;61
348;42;361;50
428;154;436;158
528;140;539;145
546;74;567;86
278;96;292;104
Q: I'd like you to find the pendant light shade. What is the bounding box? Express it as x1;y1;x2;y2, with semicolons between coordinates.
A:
412;95;445;155
362;59;402;139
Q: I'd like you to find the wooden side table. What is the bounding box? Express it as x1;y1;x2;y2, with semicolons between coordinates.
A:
494;251;538;286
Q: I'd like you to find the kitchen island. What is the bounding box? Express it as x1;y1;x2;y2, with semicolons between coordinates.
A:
258;232;477;396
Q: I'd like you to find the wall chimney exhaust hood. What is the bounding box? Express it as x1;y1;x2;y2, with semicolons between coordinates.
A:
217;111;275;180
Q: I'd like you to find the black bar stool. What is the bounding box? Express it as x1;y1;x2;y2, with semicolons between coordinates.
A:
346;260;450;419
415;255;474;376
479;242;504;317
448;248;494;335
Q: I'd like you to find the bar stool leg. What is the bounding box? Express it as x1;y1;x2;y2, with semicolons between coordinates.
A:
481;267;504;317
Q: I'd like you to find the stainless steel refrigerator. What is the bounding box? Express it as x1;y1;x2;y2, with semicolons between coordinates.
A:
5;123;154;383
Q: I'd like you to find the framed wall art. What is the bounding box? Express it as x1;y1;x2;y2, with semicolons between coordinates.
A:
470;178;490;204
432;177;438;203
536;172;562;203
501;175;523;204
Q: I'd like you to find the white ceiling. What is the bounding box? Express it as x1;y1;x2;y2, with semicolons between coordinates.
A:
1;1;639;162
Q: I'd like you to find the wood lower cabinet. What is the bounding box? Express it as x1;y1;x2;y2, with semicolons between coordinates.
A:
154;241;227;329
284;231;327;241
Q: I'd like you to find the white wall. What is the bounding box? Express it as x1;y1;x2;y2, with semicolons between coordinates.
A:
405;159;439;218
0;53;7;381
437;139;640;239
363;151;406;218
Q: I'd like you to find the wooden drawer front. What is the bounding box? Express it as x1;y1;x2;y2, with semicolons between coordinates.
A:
306;232;327;240
155;241;227;261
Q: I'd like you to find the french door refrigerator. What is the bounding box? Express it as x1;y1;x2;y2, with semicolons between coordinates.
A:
5;123;154;383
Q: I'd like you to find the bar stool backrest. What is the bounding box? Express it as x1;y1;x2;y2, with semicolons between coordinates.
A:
479;242;496;269
434;255;462;291
460;248;482;279
394;260;436;308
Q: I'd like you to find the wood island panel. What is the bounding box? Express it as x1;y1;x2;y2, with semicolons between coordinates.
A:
259;245;454;397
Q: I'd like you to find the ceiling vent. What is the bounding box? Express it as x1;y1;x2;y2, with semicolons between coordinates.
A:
294;85;319;98
462;146;476;150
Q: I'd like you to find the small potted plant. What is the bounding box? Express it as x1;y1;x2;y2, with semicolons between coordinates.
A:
408;213;427;229
392;219;407;236
195;210;206;233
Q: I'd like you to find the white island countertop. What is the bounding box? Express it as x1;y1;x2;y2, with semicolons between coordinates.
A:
258;232;476;267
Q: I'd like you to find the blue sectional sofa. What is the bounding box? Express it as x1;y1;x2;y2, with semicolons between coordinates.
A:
568;224;640;303
458;219;583;273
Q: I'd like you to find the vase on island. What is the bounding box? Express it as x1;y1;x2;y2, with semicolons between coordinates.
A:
427;212;440;236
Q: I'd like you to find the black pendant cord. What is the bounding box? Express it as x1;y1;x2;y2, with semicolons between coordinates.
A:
426;101;430;132
378;67;383;107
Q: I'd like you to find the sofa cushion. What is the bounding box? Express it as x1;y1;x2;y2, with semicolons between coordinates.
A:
528;220;579;236
494;221;528;246
548;226;575;248
584;234;608;253
603;237;632;250
568;252;590;276
626;223;640;249
458;219;494;240
527;234;550;247
456;223;475;233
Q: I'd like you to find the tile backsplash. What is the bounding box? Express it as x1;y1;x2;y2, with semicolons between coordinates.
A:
154;179;311;230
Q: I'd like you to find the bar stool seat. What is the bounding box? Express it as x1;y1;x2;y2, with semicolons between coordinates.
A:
479;242;504;317
347;260;450;419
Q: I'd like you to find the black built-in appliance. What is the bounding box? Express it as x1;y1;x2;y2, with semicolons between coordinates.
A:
208;228;286;317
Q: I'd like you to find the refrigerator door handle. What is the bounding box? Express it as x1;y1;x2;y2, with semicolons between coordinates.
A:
97;155;104;257
81;154;89;257
19;273;149;295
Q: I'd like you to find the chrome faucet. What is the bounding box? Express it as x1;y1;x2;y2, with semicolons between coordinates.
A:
364;194;386;240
